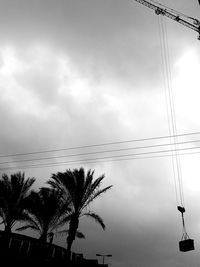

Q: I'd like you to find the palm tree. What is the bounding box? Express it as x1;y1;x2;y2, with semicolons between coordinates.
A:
48;167;112;253
16;187;72;243
0;172;35;234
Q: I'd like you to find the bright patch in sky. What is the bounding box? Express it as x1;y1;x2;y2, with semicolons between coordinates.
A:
173;46;200;130
171;47;200;209
0;46;40;116
0;45;94;118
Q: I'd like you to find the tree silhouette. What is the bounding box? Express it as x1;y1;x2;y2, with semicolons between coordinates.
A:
16;187;71;243
48;167;112;253
0;172;35;234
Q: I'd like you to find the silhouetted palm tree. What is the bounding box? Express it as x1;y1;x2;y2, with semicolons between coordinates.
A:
48;167;112;253
16;187;71;243
0;172;35;234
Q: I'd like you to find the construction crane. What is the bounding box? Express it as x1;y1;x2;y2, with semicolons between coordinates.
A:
133;0;200;39
132;0;198;253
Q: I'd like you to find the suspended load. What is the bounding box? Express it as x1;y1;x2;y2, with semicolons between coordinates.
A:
177;206;194;252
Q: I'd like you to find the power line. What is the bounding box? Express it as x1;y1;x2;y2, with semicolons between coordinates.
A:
1;131;200;158
1;145;200;171
0;139;200;165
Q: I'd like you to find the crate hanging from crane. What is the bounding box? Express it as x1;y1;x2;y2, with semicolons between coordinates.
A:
177;206;194;252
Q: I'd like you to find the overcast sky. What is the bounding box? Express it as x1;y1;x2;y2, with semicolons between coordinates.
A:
1;0;200;266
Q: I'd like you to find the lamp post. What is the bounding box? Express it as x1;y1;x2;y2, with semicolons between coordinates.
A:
96;254;112;265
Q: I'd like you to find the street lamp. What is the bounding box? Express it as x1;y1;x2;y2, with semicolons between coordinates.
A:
96;254;112;265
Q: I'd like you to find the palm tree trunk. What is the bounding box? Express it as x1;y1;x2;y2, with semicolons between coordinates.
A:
39;231;48;261
66;215;79;253
3;224;12;251
4;224;12;235
39;232;48;243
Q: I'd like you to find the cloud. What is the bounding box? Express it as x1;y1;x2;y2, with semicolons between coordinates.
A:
0;1;199;266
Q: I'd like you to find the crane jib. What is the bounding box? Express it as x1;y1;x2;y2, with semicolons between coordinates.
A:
133;0;200;39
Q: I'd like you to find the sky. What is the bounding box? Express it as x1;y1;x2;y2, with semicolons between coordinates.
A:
0;0;200;266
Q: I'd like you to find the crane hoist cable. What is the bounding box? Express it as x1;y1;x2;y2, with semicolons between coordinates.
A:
158;16;178;206
158;15;184;208
157;14;194;251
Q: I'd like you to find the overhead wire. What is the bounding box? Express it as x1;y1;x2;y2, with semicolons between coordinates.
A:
0;131;200;158
0;139;200;165
1;145;200;171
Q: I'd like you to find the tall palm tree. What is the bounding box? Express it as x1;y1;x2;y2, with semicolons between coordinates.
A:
48;167;112;253
16;187;71;243
0;172;35;234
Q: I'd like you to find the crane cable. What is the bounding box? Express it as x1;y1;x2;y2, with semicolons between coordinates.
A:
158;15;184;207
158;18;178;206
158;15;190;240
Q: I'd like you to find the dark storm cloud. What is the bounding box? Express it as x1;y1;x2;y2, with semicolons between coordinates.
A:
0;0;171;89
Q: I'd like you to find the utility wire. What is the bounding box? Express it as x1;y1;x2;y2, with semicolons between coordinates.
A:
1;145;200;169
0;139;200;165
1;145;200;171
1;131;200;158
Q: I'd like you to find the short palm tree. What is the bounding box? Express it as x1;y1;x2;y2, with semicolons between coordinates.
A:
0;172;35;234
16;187;71;243
48;167;112;253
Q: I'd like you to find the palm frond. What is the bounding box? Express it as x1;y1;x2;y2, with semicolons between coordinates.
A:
0;172;36;233
83;212;105;230
18;213;41;230
75;230;85;239
56;229;85;239
16;225;40;232
83;185;112;209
